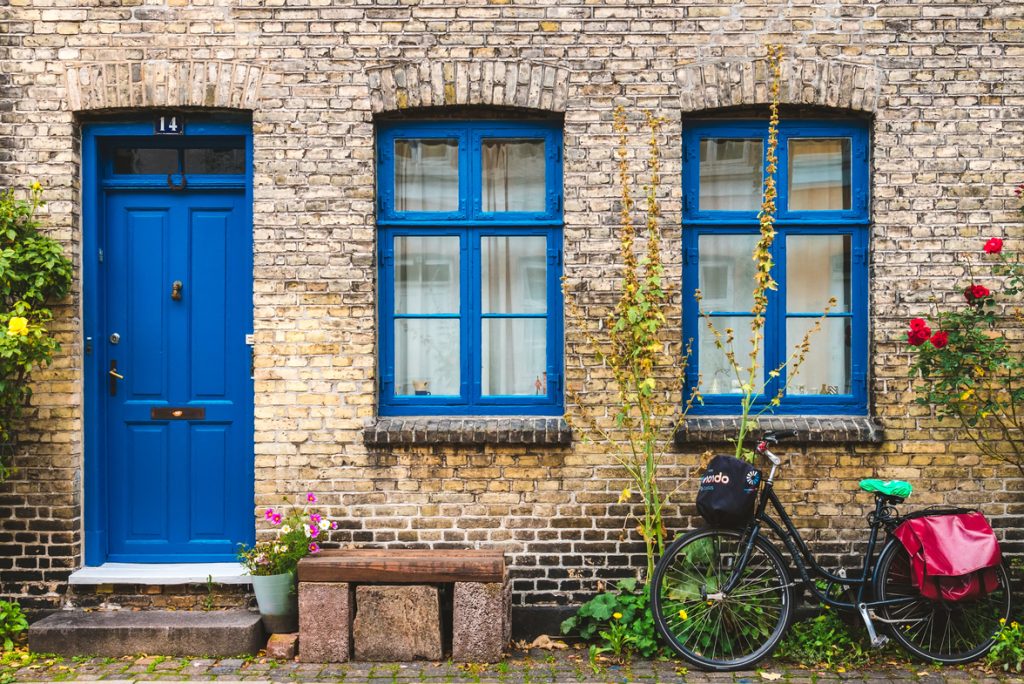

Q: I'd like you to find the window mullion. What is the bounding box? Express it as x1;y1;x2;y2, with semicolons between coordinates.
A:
465;228;478;406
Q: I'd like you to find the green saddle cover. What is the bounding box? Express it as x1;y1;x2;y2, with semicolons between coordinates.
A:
859;478;913;499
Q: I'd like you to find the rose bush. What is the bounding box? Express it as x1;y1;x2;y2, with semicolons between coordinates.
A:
907;185;1024;477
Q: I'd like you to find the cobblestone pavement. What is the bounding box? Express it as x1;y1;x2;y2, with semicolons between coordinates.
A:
2;649;1015;683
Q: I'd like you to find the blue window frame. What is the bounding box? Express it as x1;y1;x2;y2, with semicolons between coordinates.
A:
682;120;869;415
378;121;563;415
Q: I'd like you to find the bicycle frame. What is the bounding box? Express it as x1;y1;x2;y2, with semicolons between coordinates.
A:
721;461;916;640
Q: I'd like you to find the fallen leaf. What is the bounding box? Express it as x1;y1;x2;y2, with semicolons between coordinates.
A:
528;634;568;650
759;673;782;681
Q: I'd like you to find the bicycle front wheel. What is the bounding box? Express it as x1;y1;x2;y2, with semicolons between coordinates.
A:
651;528;794;671
874;539;1012;664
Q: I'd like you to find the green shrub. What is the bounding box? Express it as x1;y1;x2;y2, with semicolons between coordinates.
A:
0;184;73;481
988;618;1024;673
774;608;870;670
0;602;27;651
560;578;662;658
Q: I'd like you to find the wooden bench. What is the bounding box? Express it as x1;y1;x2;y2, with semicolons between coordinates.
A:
296;549;509;663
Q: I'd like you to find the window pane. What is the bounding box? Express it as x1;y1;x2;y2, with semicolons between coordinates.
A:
786;317;850;395
482;139;546;212
787;235;851;313
482;318;546;396
394;236;459;314
481;236;547;314
699;138;762;211
698;315;763;394
698;234;759;312
394;139;459;212
184;147;245;174
113;148;179;174
788;138;851;211
394;319;459;396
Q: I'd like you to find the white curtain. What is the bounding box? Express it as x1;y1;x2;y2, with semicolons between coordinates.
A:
482;141;546;213
788;139;850;211
395;139;459;212
481;236;547;395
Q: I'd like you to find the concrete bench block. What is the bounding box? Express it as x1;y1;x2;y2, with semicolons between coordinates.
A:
452;581;509;662
298;581;351;663
353;585;442;661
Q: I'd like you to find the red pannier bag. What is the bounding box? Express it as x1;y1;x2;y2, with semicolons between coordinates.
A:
892;510;1002;602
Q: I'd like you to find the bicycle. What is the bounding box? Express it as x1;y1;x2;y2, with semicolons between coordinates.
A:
650;431;1013;672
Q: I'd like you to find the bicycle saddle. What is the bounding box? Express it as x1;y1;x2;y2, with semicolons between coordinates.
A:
859;478;912;499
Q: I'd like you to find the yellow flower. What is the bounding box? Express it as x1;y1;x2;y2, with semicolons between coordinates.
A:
617;488;631;504
30;181;42;192
960;388;975;401
612;612;622;620
1000;618;1006;625
7;317;28;337
1013;621;1019;629
678;609;688;621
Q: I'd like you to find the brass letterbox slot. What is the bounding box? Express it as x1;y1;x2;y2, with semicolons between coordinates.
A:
151;407;205;420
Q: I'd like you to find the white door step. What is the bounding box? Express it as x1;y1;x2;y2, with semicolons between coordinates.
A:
68;562;251;585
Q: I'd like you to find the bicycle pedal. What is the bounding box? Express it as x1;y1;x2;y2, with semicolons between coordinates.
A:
871;635;889;648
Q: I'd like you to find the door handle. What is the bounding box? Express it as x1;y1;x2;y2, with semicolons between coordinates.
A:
109;360;124;396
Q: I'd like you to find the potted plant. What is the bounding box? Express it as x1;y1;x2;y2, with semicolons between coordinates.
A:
238;492;335;633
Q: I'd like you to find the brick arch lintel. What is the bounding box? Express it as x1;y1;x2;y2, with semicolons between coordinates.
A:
677;57;881;114
65;61;264;112
367;60;572;114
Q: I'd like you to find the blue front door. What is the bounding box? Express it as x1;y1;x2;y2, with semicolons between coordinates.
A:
103;187;253;562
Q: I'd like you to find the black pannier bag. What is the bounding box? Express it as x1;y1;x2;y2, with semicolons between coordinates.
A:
696;455;762;528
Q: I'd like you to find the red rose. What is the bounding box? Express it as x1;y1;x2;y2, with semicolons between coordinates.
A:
965;284;991;302
907;330;929;346
930;331;948;349
984;238;1004;254
907;317;932;346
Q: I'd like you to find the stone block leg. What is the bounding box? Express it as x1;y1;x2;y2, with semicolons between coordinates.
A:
298;582;351;663
353;585;442;661
453;581;507;662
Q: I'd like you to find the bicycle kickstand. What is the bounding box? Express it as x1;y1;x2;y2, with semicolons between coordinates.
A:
857;603;890;648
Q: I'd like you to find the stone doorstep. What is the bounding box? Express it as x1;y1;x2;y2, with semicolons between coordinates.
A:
68;562;251;585
28;609;264;658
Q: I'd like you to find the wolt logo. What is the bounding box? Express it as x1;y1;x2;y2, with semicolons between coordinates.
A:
701;471;730;485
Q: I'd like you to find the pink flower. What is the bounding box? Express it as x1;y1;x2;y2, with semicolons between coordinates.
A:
306;493;317;503
930;331;949;349
984;238;1004;254
309;525;320;537
331;521;338;530
271;513;282;524
264;508;275;520
310;513;322;524
309;542;320;553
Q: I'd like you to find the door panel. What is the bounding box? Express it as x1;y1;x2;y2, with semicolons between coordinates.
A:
105;190;253;562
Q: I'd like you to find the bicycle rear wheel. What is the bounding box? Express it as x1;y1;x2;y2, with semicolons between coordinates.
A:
651;528;794;671
874;539;1012;664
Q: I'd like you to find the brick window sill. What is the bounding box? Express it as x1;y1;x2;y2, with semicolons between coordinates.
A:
674;415;884;447
363;416;573;448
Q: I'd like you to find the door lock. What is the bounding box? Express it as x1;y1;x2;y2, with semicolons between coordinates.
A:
171;280;183;301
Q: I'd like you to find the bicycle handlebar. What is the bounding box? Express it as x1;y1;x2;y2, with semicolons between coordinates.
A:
761;429;796;444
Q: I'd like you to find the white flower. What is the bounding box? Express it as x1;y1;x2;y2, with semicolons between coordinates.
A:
281;524;292;533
